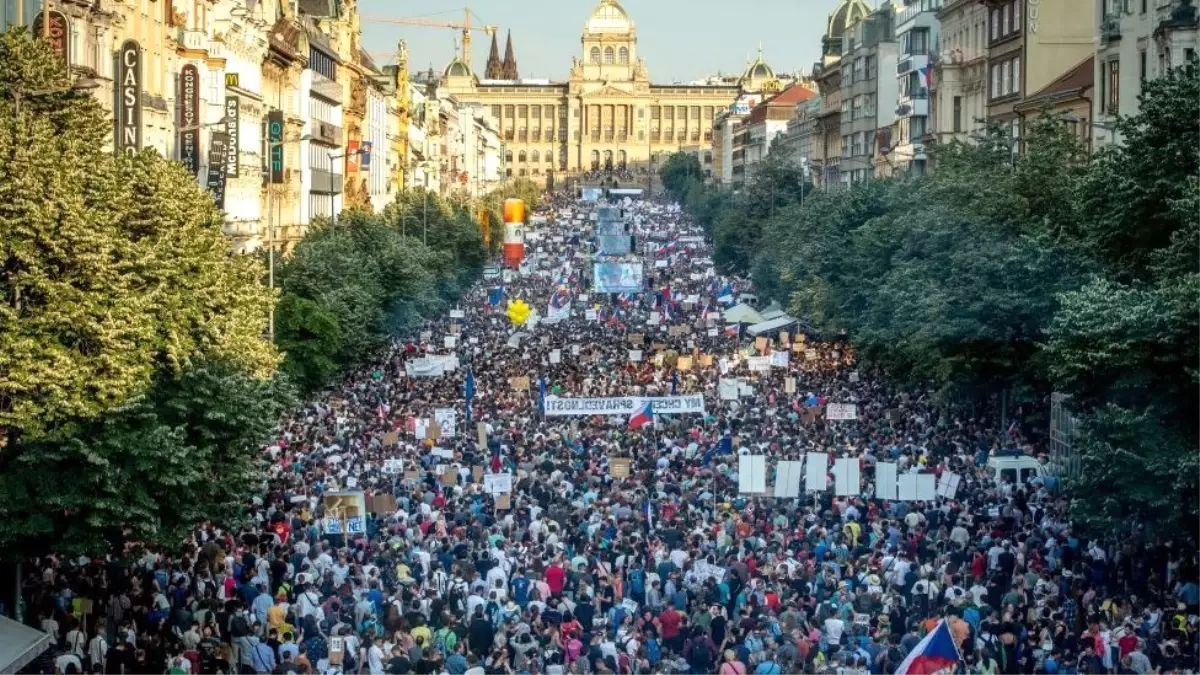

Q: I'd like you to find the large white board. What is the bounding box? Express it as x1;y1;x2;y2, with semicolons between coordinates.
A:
738;455;767;494
834;457;861;497
773;460;804;498
805;452;828;491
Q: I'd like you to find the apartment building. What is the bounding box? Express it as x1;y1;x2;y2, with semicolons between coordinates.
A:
892;0;943;177
1093;0;1198;147
930;0;990;151
839;4;897;185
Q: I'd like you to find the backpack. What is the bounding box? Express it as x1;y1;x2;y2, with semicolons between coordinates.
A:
691;639;713;668
230;613;250;638
433;628;452;655
646;637;661;665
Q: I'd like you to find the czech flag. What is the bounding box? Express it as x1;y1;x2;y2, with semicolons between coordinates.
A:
894;619;961;675
725;324;740;338
628;400;654;430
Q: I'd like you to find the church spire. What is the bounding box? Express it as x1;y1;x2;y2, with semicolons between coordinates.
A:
501;29;518;80
484;31;503;79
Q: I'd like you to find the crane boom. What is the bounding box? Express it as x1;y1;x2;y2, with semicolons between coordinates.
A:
360;8;497;66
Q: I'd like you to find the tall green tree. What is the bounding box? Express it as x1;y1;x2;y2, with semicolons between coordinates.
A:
0;30;285;555
658;152;702;198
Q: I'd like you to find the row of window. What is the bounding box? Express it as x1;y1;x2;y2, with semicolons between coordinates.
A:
505;150;556;163
502;129;560;142
649;106;717;121
308;48;337;81
988;0;1021;43
840;131;873;157
843;55;879;86
588;46;630;65
492;104;561;119
901;28;931;57
309;97;336;125
989;55;1021;100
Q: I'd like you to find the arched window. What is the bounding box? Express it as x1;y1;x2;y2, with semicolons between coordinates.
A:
518;150;527;163
590;149;600;170
604;47;615;64
531;150;540;163
546;148;554;163
618;150;627;168
704;151;713;163
505;151;513;163
619;47;629;64
590;46;601;64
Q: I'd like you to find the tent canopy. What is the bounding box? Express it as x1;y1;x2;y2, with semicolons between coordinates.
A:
722;303;764;325
0;616;52;674
758;300;788;321
747;315;799;336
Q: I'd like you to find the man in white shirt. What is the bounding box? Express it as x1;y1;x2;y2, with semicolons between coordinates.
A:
824;615;846;644
87;633;108;671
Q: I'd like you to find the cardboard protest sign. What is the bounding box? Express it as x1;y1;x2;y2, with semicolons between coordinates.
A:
628;350;643;362
755;337;768;353
329;637;345;665
495;493;511;510
780;331;790;345
441;467;457;486
510;376;530;391
676;356;693;371
628;334;644;345
473;465;485;482
382;431;400;446
609;457;632;479
477;422;488;448
699;354;714;367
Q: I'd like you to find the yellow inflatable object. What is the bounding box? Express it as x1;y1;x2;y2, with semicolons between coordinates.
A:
506;299;531;325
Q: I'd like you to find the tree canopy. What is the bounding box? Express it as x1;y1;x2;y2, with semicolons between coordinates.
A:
0;30;285;555
682;65;1199;535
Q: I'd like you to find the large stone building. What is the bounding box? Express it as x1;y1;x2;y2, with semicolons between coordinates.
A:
439;0;778;185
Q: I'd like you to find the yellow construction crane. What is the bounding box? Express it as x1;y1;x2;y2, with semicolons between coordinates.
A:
360;8;497;68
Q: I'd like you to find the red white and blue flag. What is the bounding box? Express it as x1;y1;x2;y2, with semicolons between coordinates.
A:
894;619;961;675
628;400;654;430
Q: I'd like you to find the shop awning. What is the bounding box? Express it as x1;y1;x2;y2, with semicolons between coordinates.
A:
0;616;53;674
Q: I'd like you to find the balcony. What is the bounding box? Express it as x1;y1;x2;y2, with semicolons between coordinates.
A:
1100;16;1123;43
898;54;930;75
177;28;206;52
895;93;930;118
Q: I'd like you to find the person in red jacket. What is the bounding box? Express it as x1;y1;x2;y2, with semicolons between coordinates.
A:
544;559;566;596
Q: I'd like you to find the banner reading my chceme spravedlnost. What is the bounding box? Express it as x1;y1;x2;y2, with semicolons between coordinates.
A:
542;395;706;416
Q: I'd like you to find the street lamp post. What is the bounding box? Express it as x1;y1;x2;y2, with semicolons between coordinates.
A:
6;76;99;116
264;133;313;343
326;147;369;230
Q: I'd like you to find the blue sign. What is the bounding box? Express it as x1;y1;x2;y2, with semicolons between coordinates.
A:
360;141;372;169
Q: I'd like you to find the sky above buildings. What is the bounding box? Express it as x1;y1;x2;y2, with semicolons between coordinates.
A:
357;0;854;82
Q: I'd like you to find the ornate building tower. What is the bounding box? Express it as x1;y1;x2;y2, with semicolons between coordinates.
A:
484;32;503;79
501;30;519;79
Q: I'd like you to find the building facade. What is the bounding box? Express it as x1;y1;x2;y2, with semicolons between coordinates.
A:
439;0;748;186
811;0;871;189
1092;0;1198;147
731;84;816;184
929;0;990;152
891;0;943;177
839;4;896;185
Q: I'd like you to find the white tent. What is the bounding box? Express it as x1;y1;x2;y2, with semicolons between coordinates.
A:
723;303;764;325
747;315;799;336
0;616;52;674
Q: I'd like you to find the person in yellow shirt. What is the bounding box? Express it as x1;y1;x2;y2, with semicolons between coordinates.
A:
410;619;432;650
267;592;288;631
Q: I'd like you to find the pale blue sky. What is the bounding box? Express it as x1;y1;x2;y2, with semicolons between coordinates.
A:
357;0;855;83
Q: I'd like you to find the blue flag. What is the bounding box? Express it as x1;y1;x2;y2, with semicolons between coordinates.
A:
488;286;504;305
538;377;547;414
464;366;476;423
671;371;679;395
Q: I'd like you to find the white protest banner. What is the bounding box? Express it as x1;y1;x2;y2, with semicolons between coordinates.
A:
382;459;403;475
431;447;454;460
586;309;598;321
738;382;754;398
449;309;465;319
805;452;828;491
571;345;581;356
747;356;771;372
774;460;804;499
875;462;898;500
629;349;643;362
849;371;860;383
826;403;858;421
770;350;790;368
405;355;457;378
578;294;589;302
738;455;767;494
937;471;961;499
655;259;668;268
444;336;457;349
708;328;718;337
550;349;561;364
917;473;937;501
434;408;457;438
420;331;432;342
897;473;919;501
483;472;513;495
412;418;428;439
719;379;739;401
833;457;861;497
542;395;707;417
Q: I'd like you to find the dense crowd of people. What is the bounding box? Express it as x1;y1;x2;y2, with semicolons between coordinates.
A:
17;194;1199;675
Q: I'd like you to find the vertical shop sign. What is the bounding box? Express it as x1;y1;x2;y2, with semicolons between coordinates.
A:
205;132;229;210
117;40;142;153
179;64;200;175
267;110;285;184
224;95;240;177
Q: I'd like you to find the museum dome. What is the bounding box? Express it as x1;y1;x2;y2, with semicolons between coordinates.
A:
585;0;633;34
740;48;775;85
443;57;472;79
826;0;871;40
